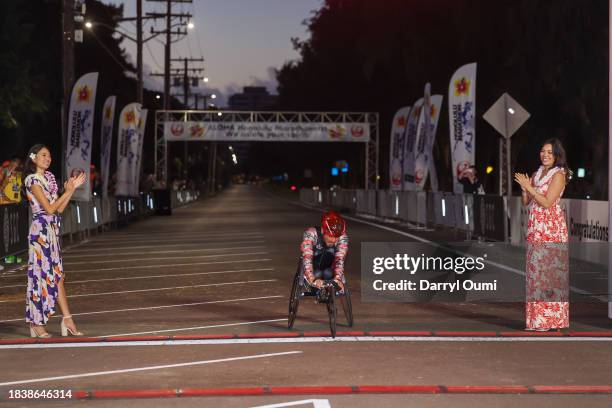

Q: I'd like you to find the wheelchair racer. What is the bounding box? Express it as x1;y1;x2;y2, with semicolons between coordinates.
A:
300;211;349;294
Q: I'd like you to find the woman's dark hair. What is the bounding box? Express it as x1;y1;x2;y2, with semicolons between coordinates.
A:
541;138;572;184
23;144;49;178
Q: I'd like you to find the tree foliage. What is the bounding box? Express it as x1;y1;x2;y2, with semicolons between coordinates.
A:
276;0;608;197
0;1;47;130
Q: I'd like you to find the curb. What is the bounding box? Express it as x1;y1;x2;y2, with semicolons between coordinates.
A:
2;330;612;345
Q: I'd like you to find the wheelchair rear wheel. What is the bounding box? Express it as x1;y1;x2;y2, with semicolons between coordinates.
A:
288;270;301;329
340;285;354;327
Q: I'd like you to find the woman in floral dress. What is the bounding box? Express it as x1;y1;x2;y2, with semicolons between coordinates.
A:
24;145;86;338
514;138;571;331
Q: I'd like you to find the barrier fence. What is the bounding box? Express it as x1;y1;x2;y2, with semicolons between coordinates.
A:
0;189;200;260
300;188;609;248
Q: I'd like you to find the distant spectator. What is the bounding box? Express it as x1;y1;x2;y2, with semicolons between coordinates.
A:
90;164;100;196
141;174;155;192
0;156;23;204
459;166;484;195
109;173;117;196
153;178;166;189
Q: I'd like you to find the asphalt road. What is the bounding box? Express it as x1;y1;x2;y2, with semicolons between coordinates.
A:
0;185;611;407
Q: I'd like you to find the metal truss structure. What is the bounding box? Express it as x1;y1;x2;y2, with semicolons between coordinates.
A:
155;110;379;189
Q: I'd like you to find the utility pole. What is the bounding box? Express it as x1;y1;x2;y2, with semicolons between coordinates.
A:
147;0;192;110
170;57;205;106
136;0;143;103
171;57;204;106
109;14;165;104
61;0;76;182
147;0;192;184
171;57;204;179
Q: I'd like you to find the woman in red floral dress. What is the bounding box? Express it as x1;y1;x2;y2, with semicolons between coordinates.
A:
514;138;571;331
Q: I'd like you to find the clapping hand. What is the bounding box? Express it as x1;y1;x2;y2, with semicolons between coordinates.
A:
514;173;531;192
65;172;87;192
71;172;87;189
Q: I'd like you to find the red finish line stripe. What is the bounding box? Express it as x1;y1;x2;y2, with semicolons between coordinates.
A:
366;331;432;336
533;386;612;393
181;387;267;397
499;331;565;337
433;331;499;337
50;385;612;400
357;385;442;393
269;386;355;395
445;385;531;394
567;331;612;337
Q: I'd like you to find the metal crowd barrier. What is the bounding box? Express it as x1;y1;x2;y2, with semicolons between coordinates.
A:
300;188;507;241
0;190;201;259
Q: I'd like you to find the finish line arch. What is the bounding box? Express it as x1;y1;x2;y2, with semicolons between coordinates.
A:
154;110;379;189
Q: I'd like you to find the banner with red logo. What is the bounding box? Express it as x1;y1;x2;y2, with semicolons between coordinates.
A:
164;121;370;142
402;98;423;191
448;63;477;193
115;103;142;196
389;106;411;191
65;72;99;201
414;94;443;190
100;95;116;198
131;109;147;196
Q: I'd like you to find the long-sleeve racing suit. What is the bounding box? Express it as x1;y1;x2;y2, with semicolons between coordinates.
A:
300;227;348;288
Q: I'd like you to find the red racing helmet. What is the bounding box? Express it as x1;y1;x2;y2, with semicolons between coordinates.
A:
321;211;346;238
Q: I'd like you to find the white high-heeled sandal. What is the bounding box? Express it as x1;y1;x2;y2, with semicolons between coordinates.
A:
61;315;84;337
30;324;52;338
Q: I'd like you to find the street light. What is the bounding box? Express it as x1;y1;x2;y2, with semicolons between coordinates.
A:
204;77;209;83
187;21;195;30
155;94;161;100
85;21;92;29
211;94;217;99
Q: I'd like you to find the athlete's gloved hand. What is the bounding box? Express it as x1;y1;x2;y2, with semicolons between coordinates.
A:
313;279;324;289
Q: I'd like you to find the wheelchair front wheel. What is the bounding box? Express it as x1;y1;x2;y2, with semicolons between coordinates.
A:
326;286;337;338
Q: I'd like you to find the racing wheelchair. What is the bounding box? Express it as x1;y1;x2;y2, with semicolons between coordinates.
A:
288;258;353;338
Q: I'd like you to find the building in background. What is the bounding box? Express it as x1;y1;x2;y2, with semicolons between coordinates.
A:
228;87;277;111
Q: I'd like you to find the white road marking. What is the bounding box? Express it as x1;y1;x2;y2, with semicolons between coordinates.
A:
0;351;302;386
252;399;331;408
1;335;612;350
0;295;283;323
81;237;265;248
0;279;277;303
85;233;264;245
0;268;275;289
63;240;265;255
89;231;264;240
63;258;273;274
63;251;269;266
104;318;288;337
63;245;267;260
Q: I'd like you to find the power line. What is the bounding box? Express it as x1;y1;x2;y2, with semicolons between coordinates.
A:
145;41;163;70
88;29;132;73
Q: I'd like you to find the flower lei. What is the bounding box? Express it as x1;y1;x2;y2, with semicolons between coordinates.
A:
45;171;58;195
534;166;563;187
